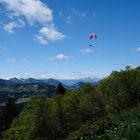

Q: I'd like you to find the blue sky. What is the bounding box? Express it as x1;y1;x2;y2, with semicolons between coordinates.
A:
0;0;140;79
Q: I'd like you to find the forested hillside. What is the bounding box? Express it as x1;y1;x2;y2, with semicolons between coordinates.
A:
0;83;56;111
1;67;140;140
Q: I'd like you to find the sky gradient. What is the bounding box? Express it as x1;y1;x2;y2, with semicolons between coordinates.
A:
0;0;140;79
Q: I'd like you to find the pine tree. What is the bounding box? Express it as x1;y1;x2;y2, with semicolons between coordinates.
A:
56;83;66;95
0;98;17;136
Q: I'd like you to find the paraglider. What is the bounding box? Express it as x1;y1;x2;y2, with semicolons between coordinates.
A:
89;33;97;47
89;34;97;40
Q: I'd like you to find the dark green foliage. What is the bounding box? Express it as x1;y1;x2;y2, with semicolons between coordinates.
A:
0;98;17;137
67;106;140;140
56;83;66;95
97;67;140;113
67;117;115;140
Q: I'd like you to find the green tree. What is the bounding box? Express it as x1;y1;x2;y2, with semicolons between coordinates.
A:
0;98;17;137
56;83;66;95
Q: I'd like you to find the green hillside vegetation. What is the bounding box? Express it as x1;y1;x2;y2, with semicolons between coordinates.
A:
0;83;56;104
2;67;140;140
67;105;140;140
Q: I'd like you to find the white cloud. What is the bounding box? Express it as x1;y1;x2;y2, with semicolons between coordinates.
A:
0;0;53;25
71;8;87;17
65;15;72;24
3;22;16;33
39;25;66;42
6;58;16;64
0;0;65;45
81;13;87;17
81;48;93;53
63;8;86;24
136;47;140;52
56;54;71;60
71;71;99;80
3;19;24;33
48;54;72;61
35;35;48;45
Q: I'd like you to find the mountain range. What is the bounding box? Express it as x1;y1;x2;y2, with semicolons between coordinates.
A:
0;77;99;87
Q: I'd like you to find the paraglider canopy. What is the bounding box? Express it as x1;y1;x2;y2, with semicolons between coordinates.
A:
89;34;97;40
88;33;97;47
